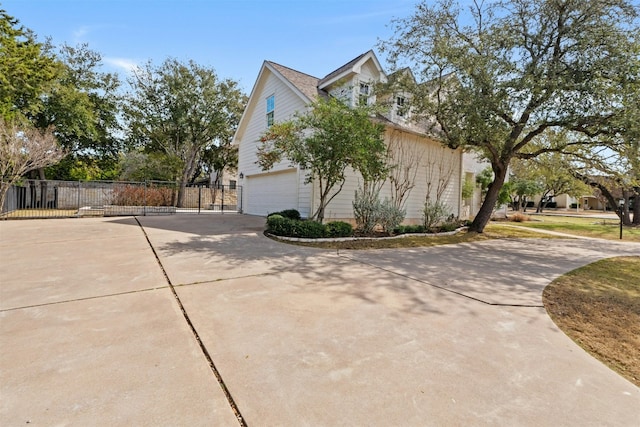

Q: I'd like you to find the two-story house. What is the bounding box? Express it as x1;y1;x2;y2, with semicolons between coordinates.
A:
233;50;469;223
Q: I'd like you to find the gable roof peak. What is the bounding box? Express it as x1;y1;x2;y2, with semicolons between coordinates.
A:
318;50;386;90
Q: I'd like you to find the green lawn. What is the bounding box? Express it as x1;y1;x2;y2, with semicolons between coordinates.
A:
511;214;640;241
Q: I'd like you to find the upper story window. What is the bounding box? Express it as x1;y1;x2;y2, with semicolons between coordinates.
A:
266;95;275;127
396;96;407;117
359;83;370;106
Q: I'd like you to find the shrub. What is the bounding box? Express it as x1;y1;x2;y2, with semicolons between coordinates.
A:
422;200;449;230
268;209;301;220
266;215;329;238
439;221;460;232
111;184;174;206
295;220;327;238
377;199;406;234
509;212;531;222
325;221;353;238
266;214;295;236
353;186;381;234
394;224;428;234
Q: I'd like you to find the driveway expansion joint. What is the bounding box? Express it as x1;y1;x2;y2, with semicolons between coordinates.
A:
0;286;169;312
338;253;545;308
134;217;247;427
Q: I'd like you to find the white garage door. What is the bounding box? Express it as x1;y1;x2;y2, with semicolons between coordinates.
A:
245;170;298;216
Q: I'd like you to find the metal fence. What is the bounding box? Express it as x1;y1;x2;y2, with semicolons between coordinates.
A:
1;180;242;219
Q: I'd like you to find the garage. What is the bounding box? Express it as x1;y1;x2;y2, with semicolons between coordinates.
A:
244;170;299;216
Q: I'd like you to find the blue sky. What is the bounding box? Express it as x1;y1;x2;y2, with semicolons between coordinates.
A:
3;0;420;93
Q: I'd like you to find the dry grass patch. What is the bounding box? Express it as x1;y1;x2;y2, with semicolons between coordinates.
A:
543;256;640;386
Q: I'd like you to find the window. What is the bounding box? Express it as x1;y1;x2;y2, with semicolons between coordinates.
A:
229;180;237;190
396;96;407;117
359;83;370;105
266;95;275;127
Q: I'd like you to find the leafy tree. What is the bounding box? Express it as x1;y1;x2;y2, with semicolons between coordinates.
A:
33;43;123;180
118;151;182;182
257;96;387;222
517;151;589;213
1;12;121;180
475;167;493;203
125;58;244;206
507;176;543;212
574;82;640;225
476;166;513;208
1;120;64;209
0;10;59;121
381;0;639;232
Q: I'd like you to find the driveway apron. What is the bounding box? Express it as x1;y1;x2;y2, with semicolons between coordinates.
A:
0;217;238;426
138;215;640;426
1;214;639;426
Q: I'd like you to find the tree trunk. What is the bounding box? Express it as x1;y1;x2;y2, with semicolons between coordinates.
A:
469;162;508;233
622;190;632;226
177;150;199;208
536;191;551;213
632;193;640;225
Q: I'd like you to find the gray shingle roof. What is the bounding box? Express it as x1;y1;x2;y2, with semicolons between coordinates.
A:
318;50;372;87
266;61;321;101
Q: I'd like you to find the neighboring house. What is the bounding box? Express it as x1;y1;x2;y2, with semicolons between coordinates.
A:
234;50;477;223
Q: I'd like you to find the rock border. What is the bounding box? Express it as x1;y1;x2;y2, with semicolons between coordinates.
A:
266;226;468;243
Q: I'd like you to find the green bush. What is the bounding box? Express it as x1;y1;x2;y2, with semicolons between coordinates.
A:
423;200;449;230
325;221;353;238
378;199;405;234
394;224;426;234
266;215;329;238
268;209;301;220
266;214;296;236
295;220;327;238
439;221;460;232
353;186;381;234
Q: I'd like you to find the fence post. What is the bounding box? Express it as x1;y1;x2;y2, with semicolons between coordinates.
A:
144;181;147;216
198;186;202;214
77;181;81;210
221;185;225;213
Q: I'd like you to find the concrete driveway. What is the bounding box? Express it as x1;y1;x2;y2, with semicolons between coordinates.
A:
1;214;639;426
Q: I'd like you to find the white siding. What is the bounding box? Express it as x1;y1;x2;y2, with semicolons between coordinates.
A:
314;128;462;224
236;66;309;214
237;55;463;223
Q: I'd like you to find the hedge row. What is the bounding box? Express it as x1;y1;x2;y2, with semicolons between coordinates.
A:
266;214;353;239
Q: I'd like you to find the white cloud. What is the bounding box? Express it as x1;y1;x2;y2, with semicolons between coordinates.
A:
104;57;140;75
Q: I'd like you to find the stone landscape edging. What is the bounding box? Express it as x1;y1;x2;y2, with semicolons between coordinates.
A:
266;227;467;243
